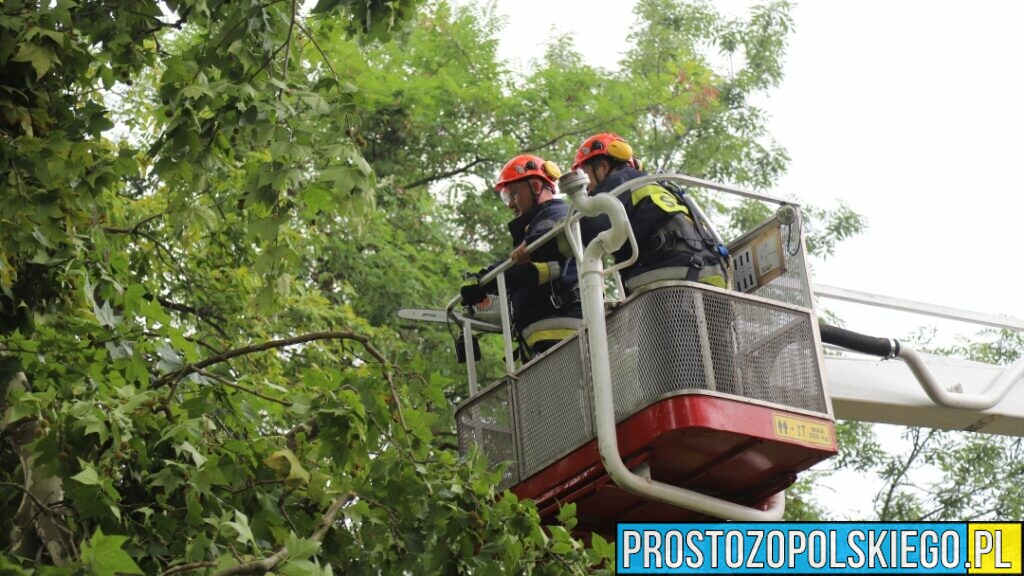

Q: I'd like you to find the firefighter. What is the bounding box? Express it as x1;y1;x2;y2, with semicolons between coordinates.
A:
575;133;736;392
460;154;582;356
574;132;727;293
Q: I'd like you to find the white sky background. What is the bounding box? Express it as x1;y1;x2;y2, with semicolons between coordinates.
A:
488;0;1024;518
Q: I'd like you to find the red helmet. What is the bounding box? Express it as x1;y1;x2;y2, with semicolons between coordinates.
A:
494;154;562;191
572;133;635;170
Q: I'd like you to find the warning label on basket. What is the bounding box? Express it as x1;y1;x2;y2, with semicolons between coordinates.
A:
772;413;833;448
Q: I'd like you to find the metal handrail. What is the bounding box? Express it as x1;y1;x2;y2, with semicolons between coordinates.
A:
444;172;797;317
898;347;1024;411
816;284;1024;333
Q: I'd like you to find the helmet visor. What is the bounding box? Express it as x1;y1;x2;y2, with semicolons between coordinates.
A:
499;185;521;205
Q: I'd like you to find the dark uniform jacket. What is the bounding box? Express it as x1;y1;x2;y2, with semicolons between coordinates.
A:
580;166;722;287
482;198;581;336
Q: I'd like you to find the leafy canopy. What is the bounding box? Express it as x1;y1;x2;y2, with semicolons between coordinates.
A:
0;0;868;572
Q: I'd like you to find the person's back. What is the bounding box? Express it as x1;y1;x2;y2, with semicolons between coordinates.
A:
573;133;726;292
460;154;581;356
573;133;737;393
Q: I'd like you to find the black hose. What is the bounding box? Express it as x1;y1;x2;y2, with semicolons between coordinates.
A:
819;322;900;359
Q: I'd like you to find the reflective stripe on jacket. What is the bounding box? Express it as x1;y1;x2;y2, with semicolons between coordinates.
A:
483;198;581;337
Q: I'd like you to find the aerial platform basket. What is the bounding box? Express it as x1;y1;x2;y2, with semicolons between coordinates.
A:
453;176;838;529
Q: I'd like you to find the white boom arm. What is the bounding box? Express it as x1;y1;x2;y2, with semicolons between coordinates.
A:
816;287;1024;436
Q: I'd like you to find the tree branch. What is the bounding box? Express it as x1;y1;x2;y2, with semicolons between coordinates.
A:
140;5;192;35
130;212;166;233
877;428;934;520
212;493;354;576
400;156;492;190
294;19;338;81
522;98;677;155
197;369;292;406
279;0;298;96
249;0;297;83
160;561;218;576
226;478;284;495
397;100;678;191
0;482;71;518
155;330;389;398
147;295;225;322
277;486;299;534
104;226;188;286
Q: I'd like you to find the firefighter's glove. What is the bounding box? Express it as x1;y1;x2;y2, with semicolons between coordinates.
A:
460;278;488;306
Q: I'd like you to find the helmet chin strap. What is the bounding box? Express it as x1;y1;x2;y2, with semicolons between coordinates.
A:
588;160;608;190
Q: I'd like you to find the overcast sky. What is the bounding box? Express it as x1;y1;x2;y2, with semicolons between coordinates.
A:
490;0;1024;341
487;0;1024;518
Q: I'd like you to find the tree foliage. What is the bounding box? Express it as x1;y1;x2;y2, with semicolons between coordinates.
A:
0;0;874;571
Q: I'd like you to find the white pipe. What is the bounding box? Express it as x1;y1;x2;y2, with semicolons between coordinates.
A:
463;318;478;395
563;210;586;264
496;272;515;374
601;179;641;273
898;346;1024;410
560;169;785;521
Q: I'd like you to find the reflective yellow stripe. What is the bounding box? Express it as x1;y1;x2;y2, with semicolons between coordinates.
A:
534;262;550;284
525;329;577;348
700;274;727;289
631;184;690;215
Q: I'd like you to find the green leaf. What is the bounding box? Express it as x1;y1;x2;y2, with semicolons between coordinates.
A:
80;528;144;576
147;466;185;492
155;343;183;372
0;555;34;575
177;441;207;467
93;300;119;328
27;27;66;46
285;533;321;561
79;413;110;444
556;502;576;524
311;0;344;14
264;448;310;486
590;532;615;561
181;84;209;99
72;461;101;486
225;510;257;547
279;560;318;576
12;42;58;79
318;166;355;194
300;186;332;217
133;506;155;525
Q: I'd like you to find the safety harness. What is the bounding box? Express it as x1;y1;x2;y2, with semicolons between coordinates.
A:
636;181;729;283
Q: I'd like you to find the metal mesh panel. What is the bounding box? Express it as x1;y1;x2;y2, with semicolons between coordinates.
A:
594;289;722;420
602;299;646;420
513;338;593;479
455;284;828;486
596;285;826;414
730;294;827;411
751;222;813;309
456;381;518;488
